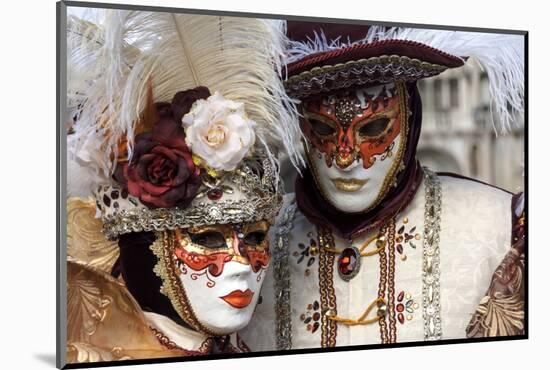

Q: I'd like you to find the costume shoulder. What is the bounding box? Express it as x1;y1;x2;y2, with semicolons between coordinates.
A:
438;173;513;220
438;173;513;260
466;192;525;337
436;173;525;337
66;261;183;363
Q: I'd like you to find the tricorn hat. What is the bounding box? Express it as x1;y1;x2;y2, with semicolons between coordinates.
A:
283;21;524;132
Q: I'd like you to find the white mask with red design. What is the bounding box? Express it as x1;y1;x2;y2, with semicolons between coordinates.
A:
172;222;270;334
301;83;407;213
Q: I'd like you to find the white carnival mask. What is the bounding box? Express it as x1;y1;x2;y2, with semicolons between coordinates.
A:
151;221;270;335
301;82;409;213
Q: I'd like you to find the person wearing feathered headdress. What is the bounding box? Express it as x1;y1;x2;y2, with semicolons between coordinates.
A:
64;10;304;364
239;22;525;350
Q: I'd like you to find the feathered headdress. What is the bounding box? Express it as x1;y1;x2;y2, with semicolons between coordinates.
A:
68;10;305;239
284;23;524;134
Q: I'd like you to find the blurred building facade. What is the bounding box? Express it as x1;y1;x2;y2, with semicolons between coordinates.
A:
417;59;524;193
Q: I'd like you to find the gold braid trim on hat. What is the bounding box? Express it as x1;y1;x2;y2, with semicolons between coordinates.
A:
285;55;446;99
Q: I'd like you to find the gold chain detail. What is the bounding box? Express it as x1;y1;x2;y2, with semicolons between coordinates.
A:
150;326;214;354
387;218;398;343
317;226;338;348
316;219;399;343
378;224;389;343
150;327;185;351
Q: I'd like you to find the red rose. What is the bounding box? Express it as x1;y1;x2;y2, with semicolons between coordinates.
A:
114;116;201;209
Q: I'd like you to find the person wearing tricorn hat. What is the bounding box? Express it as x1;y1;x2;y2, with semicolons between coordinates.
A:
240;22;525;349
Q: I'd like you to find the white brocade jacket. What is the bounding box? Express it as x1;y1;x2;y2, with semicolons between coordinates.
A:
240;170;523;350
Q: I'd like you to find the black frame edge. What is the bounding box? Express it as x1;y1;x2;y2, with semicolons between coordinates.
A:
58;2;529;369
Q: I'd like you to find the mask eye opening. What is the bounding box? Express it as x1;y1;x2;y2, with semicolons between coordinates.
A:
356;117;392;140
303;113;338;139
243;230;267;246
188;231;228;249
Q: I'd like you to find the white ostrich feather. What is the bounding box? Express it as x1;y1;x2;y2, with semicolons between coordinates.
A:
286;26;525;134
67;13;144;196
69;10;304;196
66;16;109;197
66;16;103;113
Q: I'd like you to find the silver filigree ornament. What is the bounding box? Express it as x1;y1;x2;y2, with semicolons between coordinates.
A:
273;200;298;350
97;156;283;240
422;167;443;341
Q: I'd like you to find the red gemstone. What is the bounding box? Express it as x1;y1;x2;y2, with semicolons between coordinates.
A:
396;303;405;312
207;188;223;200
398;313;405;324
397;291;405;302
338;248;358;276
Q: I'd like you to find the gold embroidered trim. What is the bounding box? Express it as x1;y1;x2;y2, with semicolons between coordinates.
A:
284;55;447;87
198;338;215;353
285;55;447;99
150;326;214;354
317;226;338;347
377;224;389;343
150;327;185;351
386;218;398;343
315;219;399;344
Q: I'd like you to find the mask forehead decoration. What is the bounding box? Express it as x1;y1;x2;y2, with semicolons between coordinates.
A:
302;82;403;170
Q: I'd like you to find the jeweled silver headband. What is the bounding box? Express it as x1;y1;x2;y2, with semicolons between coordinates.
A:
96;157;283;240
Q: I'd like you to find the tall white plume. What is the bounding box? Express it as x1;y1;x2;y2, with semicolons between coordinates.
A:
66;15;110;197
68;10;304;197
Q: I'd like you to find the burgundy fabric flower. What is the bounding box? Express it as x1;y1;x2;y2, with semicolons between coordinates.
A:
114;116;202;209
